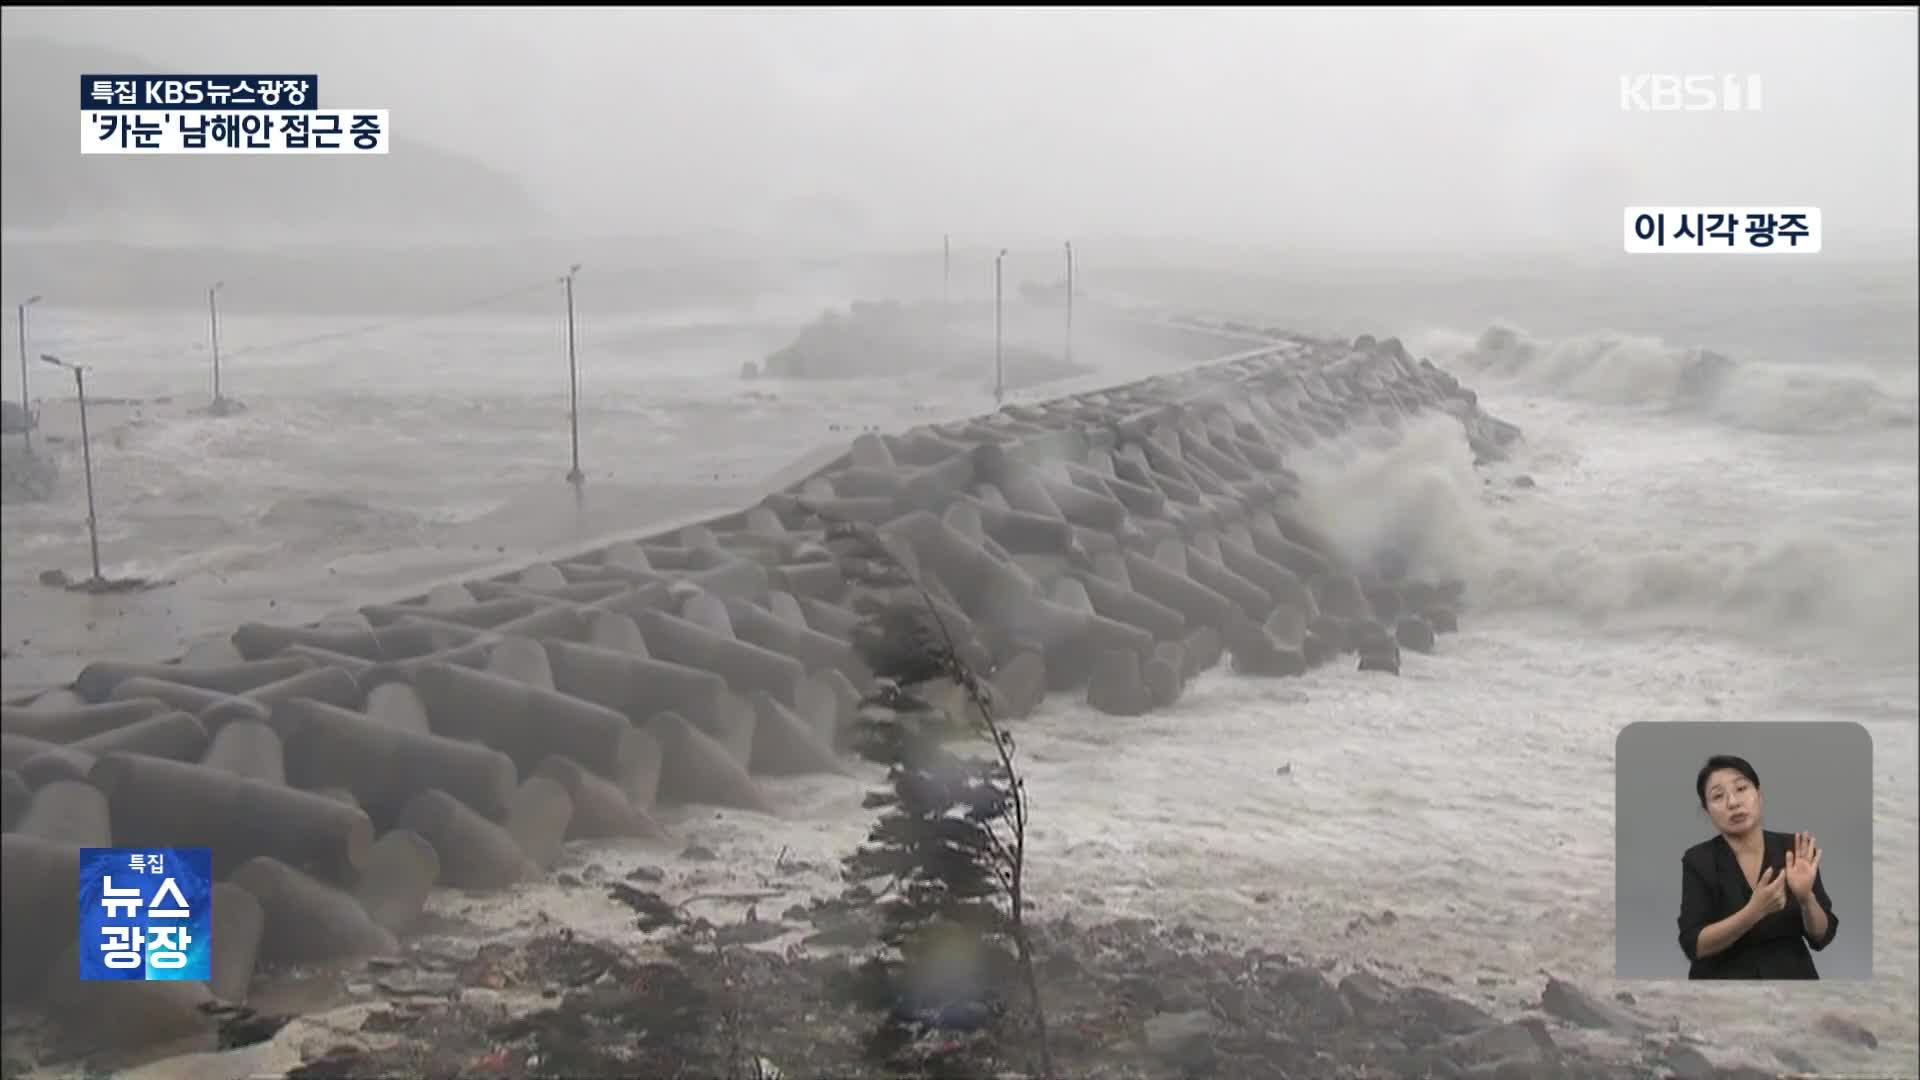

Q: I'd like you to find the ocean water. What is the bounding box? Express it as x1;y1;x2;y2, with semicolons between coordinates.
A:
1;262;1915;1077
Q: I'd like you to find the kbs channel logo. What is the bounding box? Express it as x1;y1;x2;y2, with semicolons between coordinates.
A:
1620;74;1763;113
79;74;389;155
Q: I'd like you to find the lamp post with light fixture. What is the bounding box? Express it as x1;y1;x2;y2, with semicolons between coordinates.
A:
16;294;41;450
39;353;102;583
994;248;1008;405
208;281;225;407
563;263;584;485
1064;241;1075;368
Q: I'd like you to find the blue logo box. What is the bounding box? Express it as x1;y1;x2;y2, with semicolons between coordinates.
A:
78;848;213;982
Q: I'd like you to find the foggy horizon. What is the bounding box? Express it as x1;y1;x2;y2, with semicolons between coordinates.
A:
3;6;1915;263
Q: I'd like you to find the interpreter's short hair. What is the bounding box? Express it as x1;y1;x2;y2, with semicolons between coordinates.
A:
1695;754;1760;809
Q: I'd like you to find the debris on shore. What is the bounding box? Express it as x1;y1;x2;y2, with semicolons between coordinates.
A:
19;908;1776;1080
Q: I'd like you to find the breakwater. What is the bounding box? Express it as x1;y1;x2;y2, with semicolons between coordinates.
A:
0;322;1521;1063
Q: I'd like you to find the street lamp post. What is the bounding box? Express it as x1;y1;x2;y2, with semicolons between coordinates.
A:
40;353;102;584
208;281;225;406
994;248;1008;406
1064;241;1075;368
563;263;584;485
17;294;41;451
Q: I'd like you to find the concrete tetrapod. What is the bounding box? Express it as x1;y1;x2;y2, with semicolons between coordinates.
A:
722;596;870;685
1072;569;1189;643
1224;612;1308;678
209;880;266;1003
988;651;1049;723
229;620;450;665
649;711;777;815
2;834;82;1000
104;677;270;728
1146;641;1187;708
199;719;286;784
1;769;28;830
506;776;577;869
70;657;313;705
87;752;374;884
14;779;112;847
635;608;808;708
745;690;851;777
396;789;542;890
695;689;757;768
409;661;658;801
228;855;398;968
881;510;1153;687
351;828;441;936
40;939;220;1059
60;710;209;764
1087;649;1154;717
0;698;173;743
6;735;96;788
533;755;665;840
364;680;434;734
276;697;520;827
541;638;729;737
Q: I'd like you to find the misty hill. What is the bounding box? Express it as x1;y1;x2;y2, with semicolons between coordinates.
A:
2;36;543;239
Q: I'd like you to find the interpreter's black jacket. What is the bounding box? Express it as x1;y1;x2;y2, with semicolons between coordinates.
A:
1677;830;1837;979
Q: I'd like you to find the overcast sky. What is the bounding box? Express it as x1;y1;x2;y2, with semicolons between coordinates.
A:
4;6;1916;257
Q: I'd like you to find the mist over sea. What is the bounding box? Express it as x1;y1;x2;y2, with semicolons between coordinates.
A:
2;253;1914;1077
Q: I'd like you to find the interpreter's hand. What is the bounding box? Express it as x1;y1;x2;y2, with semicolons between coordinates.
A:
1747;865;1789;917
1785;832;1821;901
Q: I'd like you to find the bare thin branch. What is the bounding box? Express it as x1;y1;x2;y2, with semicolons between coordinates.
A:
808;501;1056;1079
